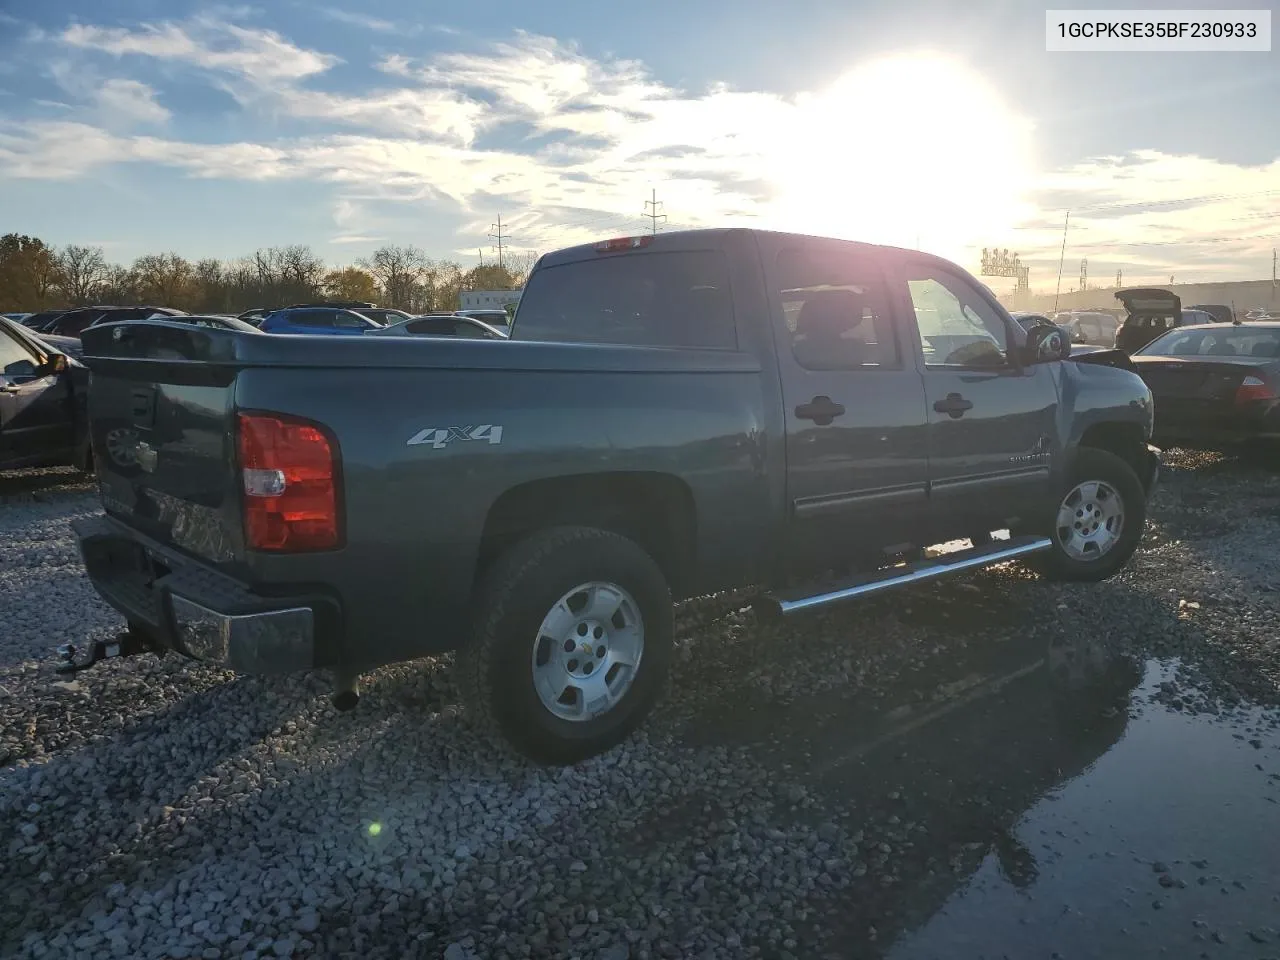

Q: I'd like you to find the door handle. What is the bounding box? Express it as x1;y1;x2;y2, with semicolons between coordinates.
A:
933;393;973;418
0;384;19;395
795;395;846;426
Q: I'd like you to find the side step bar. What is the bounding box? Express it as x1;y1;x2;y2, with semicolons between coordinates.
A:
761;535;1053;616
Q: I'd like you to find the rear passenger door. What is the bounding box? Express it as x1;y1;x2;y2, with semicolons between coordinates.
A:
887;257;1061;540
766;238;932;574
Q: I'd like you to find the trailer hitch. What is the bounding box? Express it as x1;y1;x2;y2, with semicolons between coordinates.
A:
55;627;151;675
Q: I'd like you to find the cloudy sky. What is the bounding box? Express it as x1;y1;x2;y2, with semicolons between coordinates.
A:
0;0;1277;290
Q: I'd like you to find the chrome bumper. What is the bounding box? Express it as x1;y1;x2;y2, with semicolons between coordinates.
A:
73;515;326;675
171;596;316;673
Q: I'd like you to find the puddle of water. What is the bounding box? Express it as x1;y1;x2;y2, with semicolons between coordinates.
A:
886;660;1280;960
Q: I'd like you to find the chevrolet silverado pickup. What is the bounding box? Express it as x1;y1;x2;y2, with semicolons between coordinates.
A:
68;229;1159;764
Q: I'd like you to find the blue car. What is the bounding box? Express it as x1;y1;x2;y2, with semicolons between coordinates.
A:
259;305;381;336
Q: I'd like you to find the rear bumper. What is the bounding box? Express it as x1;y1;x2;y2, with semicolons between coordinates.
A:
1151;402;1280;450
72;514;337;673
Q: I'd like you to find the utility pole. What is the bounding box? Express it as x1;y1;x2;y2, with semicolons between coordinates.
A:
1053;211;1070;314
644;188;666;235
1079;258;1088;293
489;215;507;271
1116;269;1122;289
1273;248;1276;291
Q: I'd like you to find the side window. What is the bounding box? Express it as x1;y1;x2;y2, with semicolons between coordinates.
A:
407;318;456;336
332;311;371;330
903;267;1009;368
0;329;38;378
291;311;333;329
774;245;899;370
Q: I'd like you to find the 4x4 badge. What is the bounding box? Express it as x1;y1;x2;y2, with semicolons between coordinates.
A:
406;425;504;449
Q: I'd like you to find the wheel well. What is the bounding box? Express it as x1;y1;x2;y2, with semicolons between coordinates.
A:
1078;422;1145;478
477;472;697;597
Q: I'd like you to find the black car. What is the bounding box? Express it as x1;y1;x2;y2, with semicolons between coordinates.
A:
0;316;90;472
1129;321;1280;451
38;306;185;338
1188;303;1235;324
1114;288;1182;353
21;309;71;330
168;314;264;333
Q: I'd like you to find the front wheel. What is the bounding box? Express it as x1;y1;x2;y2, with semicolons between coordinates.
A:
1031;448;1146;582
457;526;673;765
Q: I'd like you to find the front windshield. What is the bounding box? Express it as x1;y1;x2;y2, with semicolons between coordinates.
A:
1137;327;1280;359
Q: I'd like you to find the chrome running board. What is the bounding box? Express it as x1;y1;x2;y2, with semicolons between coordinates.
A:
762;535;1052;616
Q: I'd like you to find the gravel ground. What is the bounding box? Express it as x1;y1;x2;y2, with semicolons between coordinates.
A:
1;454;1278;960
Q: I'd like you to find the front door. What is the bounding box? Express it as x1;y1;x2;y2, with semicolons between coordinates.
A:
887;258;1061;541
764;236;931;577
0;326;73;467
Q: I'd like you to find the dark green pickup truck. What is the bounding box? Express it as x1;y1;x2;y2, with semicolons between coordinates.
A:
68;229;1159;764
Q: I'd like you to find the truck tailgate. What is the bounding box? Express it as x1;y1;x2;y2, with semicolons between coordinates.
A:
81;322;246;564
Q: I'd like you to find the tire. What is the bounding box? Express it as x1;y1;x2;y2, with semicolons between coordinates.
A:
1030;447;1146;582
458;526;673;765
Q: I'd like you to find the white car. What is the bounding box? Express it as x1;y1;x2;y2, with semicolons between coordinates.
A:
365;314;509;339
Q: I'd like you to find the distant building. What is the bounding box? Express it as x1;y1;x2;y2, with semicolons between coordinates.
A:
460;289;522;311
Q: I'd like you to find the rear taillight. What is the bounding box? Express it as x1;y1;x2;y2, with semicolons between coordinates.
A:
1235;375;1275;405
238;412;341;552
595;235;652;253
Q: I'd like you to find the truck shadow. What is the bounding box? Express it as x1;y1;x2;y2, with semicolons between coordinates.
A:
0;467;94;501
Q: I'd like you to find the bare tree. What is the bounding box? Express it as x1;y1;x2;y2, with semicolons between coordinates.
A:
507;250;540;287
359;245;429;311
133;252;194;307
98;264;138;305
193;258;227;313
278;245;325;300
56;245;108;305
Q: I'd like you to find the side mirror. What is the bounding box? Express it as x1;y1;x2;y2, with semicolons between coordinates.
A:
1024;322;1072;364
2;358;39;382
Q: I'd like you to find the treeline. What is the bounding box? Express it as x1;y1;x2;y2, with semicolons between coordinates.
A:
0;234;535;315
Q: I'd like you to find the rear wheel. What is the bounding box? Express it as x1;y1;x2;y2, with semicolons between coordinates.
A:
458;526;673;765
1031;448;1145;582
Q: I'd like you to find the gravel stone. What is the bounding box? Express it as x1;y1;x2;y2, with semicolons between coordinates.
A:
2;455;1279;959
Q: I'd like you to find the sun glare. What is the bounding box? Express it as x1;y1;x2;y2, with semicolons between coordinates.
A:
772;54;1033;260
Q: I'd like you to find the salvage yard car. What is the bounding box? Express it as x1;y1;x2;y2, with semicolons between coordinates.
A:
258;304;382;336
1130;321;1280;452
0;316;90;472
67;229;1159;764
367;313;509;339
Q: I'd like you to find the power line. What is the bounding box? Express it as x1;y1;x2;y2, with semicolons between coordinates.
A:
1053;211;1070;314
644;188;667;236
1063;187;1280;215
488;215;506;270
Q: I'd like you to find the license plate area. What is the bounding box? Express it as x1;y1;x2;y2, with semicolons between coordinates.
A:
102;540;171;586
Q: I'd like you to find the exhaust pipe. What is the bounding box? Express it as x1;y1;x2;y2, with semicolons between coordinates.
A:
331;669;361;711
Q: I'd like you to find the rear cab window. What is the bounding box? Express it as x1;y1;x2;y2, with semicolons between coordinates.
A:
512;249;737;349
